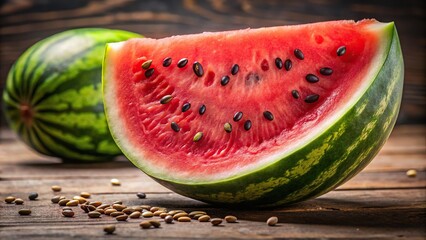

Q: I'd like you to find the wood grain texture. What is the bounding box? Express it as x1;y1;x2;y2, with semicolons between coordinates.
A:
0;0;425;127
0;125;425;239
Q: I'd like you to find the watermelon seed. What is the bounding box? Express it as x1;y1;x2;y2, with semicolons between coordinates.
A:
171;122;180;132
306;74;319;83
182;103;191;112
275;58;283;69
160;95;173;104
294;49;304;60
267;216;278;226
337;46;346;56
193;132;203;142
263;111;274;121
145;68;155;78
284;59;292;71
193;62;204;77
291;90;300;99
233;111;243;122
141;60;152;70
221;76;230;86
231;64;239;75
305;94;320;103
224;122;232;133
244;120;252;131
177;58;188;68
319;67;333;76
199;104;206;115
261;59;269;71
163;57;172;67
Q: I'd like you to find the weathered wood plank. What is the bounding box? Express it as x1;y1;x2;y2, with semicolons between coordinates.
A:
1;189;425;239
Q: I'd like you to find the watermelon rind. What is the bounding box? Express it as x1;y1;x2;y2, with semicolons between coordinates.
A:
103;21;403;206
2;28;141;161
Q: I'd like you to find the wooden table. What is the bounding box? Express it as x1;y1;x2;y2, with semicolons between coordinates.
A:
0;125;425;239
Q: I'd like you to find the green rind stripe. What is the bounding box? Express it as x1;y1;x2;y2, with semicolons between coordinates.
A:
150;23;404;206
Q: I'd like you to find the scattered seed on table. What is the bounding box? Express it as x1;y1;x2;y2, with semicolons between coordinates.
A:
173;212;188;220
80;192;91;198
406;169;417;177
193;213;204;220
225;215;238;223
164;215;174;223
73;196;87;204
110;178;121;186
62;210;75;217
112;204;126;211
115;215;128;221
154;210;165;216
139;221;152;229
18;209;31;215
198;215;211;222
88;211;101;218
51;196;61;203
95;209;105;214
142;211;154;218
211;218;223;226
149;220;161;228
150;206;160;212
123;208;135;215
5;196;15;204
112;200;123;205
14;198;24;205
267;216;278;226
63;207;73;211
133;206;143;212
105;209;117;215
66;200;79;207
28;192;38;200
89;201;102;207
51;185;61;192
141;205;151;210
136;192;146;199
86;205;96;212
98;204;110;209
129;211;141;219
160;212;169;218
168;210;185;215
189;211;207;218
58;199;70;206
178;216;191;222
110;211;125;217
103;225;116;234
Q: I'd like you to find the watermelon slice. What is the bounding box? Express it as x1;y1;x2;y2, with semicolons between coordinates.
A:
103;20;403;206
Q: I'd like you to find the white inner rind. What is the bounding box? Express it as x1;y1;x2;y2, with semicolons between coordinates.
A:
103;22;393;184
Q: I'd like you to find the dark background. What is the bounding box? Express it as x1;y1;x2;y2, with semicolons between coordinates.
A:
0;0;424;130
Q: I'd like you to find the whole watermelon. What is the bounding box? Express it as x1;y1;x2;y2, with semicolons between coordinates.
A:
2;28;141;161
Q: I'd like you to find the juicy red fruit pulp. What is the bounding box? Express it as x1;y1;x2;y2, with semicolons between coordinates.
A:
113;20;379;178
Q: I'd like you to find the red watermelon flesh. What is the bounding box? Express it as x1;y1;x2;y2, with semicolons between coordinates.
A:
103;20;395;184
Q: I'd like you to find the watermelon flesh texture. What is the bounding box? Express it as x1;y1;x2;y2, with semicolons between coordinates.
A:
104;20;403;206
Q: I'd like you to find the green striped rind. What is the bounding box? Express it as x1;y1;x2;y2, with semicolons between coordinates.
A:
3;28;141;161
150;23;403;206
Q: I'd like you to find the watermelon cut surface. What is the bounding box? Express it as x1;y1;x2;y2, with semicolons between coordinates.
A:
103;20;403;206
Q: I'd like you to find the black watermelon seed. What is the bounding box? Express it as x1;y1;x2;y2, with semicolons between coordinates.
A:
294;49;304;60
284;59;292;71
319;67;333;76
306;74;319;83
163;57;172;67
275;58;283;69
145;68;155;78
199;104;206;115
305;94;320;103
160;95;173;104
263;111;274;121
221;75;230;86
244;120;252;131
337;46;346;56
193;62;204;77
136;192;146;199
231;64;239;75
291;90;300;99
233;111;243;122
171;122;180;132
182;102;191;112
177;58;188;68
